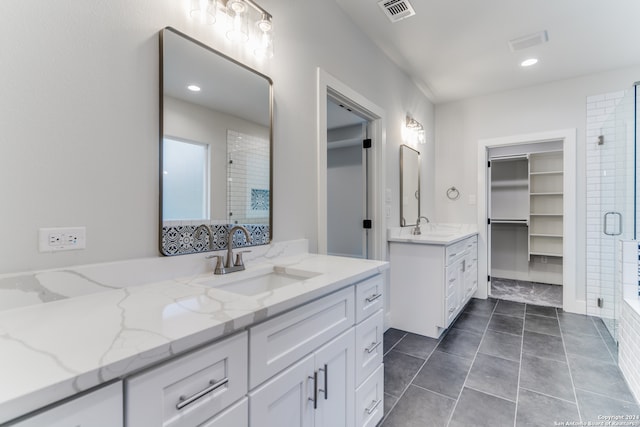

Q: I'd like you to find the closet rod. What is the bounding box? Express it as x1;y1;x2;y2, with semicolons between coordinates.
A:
489;154;529;161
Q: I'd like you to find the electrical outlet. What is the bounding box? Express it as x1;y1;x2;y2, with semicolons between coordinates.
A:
39;227;86;252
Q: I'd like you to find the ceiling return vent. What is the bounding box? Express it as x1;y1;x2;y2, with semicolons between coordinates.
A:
508;30;549;52
378;0;416;23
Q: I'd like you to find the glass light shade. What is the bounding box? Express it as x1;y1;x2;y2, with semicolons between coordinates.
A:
226;0;249;42
190;0;217;25
254;18;273;58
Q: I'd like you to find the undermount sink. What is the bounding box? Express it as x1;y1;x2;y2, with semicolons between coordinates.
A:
196;266;321;296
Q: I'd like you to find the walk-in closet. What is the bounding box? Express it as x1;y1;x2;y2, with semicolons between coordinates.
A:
488;141;564;306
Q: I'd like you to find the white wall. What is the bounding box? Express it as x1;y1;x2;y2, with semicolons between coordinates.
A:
435;65;640;306
0;1;434;274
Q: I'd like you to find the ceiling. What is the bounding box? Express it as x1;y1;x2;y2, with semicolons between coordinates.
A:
335;0;640;104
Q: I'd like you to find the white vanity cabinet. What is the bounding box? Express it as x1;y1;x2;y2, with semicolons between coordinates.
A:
249;328;355;427
125;331;248;427
390;234;478;338
9;382;123;427
248;274;384;427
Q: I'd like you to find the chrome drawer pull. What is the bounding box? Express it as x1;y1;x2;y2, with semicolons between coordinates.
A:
176;377;229;410
365;399;381;414
365;293;382;303
365;341;381;353
448;307;455;314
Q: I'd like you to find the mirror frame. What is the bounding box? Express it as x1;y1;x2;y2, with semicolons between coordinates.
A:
400;144;420;227
159;27;273;255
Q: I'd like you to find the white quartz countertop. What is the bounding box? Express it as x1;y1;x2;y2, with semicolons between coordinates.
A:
0;252;388;424
387;223;478;245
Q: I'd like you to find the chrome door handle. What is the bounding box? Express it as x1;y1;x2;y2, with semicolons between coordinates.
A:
319;364;328;400
308;372;318;409
604;211;622;236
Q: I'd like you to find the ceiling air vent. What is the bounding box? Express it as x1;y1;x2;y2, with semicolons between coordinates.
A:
378;0;416;23
508;30;549;52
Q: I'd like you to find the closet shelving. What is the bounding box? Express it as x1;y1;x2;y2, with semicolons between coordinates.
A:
528;151;563;258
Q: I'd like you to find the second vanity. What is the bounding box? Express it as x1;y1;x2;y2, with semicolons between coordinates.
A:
388;224;478;338
0;241;387;427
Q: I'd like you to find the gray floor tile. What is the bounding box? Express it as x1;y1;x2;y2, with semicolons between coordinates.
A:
478;329;522;362
383;392;397;417
381;385;455;427
563;332;615;363
576;388;640;423
557;312;600;337
448;387;516;427
516;388;580;427
524;313;561;336
392;332;439;360
437;328;483;358
452;312;491;334
568;354;636;403
526;304;558;318
594;319;619;360
466;353;519;401
520;353;575;402
384;328;407;354
494;299;526;318
488;313;524;335
522;330;566;362
463;297;497;317
383;350;424;397
412;350;473;399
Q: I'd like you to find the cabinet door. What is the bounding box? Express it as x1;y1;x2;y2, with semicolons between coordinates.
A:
249;354;315;427
200;397;248;427
11;382;122;427
314;329;355;427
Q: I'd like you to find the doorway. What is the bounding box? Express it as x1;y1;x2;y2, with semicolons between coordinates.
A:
317;69;386;262
326;98;369;258
477;129;581;313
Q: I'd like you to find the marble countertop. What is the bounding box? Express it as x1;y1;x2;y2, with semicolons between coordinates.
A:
0;248;388;424
387;223;478;245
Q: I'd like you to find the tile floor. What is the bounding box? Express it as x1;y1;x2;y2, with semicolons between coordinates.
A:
491;278;563;308
381;298;640;427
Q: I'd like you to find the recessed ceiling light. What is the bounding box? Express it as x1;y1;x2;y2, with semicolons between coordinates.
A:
187;84;201;92
521;58;538;67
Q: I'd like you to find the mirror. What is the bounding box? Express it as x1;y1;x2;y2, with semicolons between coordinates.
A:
400;145;420;226
160;27;273;256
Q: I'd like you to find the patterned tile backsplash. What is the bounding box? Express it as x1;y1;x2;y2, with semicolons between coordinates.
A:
162;223;270;256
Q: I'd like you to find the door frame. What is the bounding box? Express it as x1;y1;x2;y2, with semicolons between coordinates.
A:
477;129;584;314
317;68;386;261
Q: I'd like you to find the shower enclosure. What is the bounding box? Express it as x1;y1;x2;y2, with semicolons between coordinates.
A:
588;83;639;342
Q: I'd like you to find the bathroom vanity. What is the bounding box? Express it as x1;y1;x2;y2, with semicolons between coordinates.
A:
0;244;387;427
388;224;478;338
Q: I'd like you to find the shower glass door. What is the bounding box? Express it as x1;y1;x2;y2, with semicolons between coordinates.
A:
598;88;636;342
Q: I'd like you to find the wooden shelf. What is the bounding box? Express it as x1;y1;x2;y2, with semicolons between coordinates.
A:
529;151;564;265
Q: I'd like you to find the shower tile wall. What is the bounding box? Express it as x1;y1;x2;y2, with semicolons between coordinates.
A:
585;89;636;319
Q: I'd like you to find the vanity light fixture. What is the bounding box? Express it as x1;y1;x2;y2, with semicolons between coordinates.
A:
190;0;217;25
521;58;538;67
405;115;426;146
186;0;274;59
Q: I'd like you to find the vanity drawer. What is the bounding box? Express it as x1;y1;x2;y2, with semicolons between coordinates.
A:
355;364;384;427
125;331;247;427
249;286;355;388
445;240;467;265
355;309;384;385
355;274;384;323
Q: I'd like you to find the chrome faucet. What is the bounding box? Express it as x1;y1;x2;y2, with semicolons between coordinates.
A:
212;225;252;275
194;224;214;250
412;216;430;235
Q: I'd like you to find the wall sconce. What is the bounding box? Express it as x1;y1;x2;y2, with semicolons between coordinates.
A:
187;0;274;59
405;115;425;146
